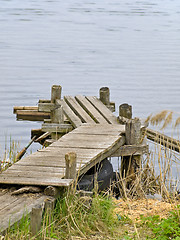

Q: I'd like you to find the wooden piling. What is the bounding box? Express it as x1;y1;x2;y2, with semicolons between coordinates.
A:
119;103;132;120
51;85;64;139
30;204;43;237
65;152;77;179
51;85;62;103
122;117;142;181
99;87;110;106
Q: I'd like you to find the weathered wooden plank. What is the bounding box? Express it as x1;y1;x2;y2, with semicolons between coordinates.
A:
0;194;47;233
79;135;126;175
75;95;108;124
38;103;55;113
64;96;95;124
86;96;118;124
49;140;116;149
146;128;180;153
13;106;38;114
0;197;24;214
69;123;125;135
0;177;73;187
0;195;20;212
0;169;65;178
57;99;82;128
6;161;88;169
16;110;50;121
41;123;73;133
111;144;149;157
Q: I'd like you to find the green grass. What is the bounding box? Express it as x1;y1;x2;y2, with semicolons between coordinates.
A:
2;190;180;240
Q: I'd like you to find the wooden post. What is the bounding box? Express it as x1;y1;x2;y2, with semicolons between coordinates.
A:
51;85;62;103
44;198;56;232
51;85;64;139
121;118;142;183
30;204;43;237
65;152;77;179
99;87;110;106
51;105;64;124
119;103;132;119
125;118;141;145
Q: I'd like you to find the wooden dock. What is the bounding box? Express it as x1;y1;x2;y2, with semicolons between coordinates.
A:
0;86;148;234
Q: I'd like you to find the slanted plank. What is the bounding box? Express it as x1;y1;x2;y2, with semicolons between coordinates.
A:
86;96;118;124
75;95;108;124
64;96;95;124
79;135;126;175
57;99;82;128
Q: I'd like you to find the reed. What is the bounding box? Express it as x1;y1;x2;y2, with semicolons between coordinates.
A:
0;136;20;171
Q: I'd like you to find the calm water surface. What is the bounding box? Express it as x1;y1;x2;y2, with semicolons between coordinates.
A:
0;0;180;160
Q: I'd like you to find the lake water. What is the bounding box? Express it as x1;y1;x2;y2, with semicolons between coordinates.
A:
0;0;180;160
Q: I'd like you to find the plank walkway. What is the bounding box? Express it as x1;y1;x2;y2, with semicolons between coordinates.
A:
0;92;126;233
0;124;125;187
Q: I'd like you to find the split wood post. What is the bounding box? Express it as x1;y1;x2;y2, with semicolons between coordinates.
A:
30;204;43;237
51;85;64;139
99;87;110;106
65;152;77;179
122;118;142;182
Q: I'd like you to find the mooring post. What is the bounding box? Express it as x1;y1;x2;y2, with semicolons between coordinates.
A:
65;152;77;179
30;204;43;237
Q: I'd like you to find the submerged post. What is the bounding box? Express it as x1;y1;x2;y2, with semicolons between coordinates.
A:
65;152;77;179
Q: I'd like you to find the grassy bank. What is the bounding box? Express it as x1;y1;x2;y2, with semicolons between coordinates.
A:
2;189;180;240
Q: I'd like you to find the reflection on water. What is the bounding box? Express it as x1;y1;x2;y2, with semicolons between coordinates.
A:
0;0;180;158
